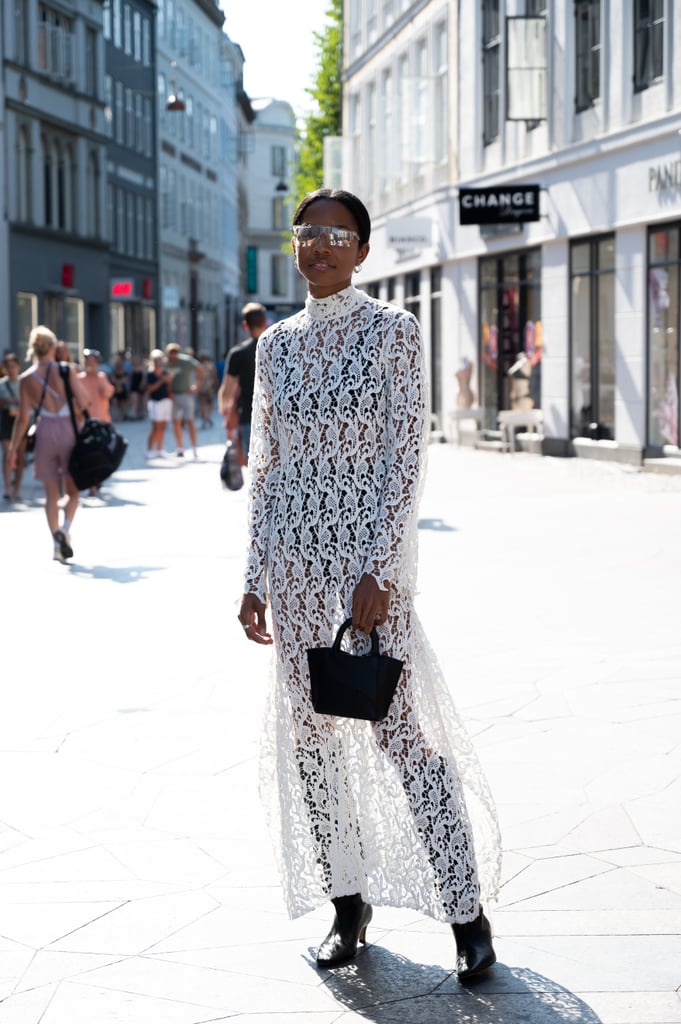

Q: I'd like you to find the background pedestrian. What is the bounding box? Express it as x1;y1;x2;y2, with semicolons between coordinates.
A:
8;326;90;562
0;353;25;500
165;342;203;457
218;302;268;461
145;350;173;459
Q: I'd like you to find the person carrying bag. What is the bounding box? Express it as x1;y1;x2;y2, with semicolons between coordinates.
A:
60;363;128;491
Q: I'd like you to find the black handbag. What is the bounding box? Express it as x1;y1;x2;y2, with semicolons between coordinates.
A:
307;618;403;721
220;433;243;491
60;364;128;489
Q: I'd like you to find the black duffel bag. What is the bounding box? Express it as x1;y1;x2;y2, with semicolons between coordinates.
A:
60;364;128;489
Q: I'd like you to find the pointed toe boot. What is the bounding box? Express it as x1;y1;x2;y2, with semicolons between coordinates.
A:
452;907;496;981
316;893;373;968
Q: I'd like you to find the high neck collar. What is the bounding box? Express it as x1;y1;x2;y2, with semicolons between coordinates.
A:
305;285;366;321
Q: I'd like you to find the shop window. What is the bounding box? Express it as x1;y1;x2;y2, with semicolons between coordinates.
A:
648;226;680;448
430;267;443;429
634;0;663;92
404;272;421;322
479;250;543;427
482;0;501;146
569;235;615;440
575;0;601;111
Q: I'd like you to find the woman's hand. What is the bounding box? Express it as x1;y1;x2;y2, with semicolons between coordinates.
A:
351;573;391;633
238;592;273;645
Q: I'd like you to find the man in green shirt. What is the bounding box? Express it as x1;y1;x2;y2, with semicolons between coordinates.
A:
165;343;204;457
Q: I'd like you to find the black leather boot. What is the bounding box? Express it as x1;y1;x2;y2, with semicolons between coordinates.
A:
316;893;373;967
452;907;496;980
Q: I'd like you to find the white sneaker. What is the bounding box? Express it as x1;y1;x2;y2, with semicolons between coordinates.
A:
53;544;66;564
53;529;73;560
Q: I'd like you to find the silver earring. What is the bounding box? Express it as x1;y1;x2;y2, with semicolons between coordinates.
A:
354;265;362;273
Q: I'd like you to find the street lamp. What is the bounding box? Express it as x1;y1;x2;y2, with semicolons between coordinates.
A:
166;61;186;112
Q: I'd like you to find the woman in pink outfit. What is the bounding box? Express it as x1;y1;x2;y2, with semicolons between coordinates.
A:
8;326;90;561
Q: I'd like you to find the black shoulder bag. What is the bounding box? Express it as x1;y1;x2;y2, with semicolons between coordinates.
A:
60;363;128;490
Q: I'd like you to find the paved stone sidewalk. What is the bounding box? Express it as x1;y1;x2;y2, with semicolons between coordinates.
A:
1;424;680;1023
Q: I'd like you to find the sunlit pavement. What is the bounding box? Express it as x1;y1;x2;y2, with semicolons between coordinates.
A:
2;422;681;1024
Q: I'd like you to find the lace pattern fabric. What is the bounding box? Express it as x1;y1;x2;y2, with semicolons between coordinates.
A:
244;286;501;922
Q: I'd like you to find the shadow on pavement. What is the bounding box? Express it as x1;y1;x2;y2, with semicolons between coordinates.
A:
67;563;164;583
315;953;602;1023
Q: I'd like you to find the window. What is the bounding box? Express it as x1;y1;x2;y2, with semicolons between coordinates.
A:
126;192;135;254
272;196;286;230
143;98;152;157
87;152;98;236
157;72;166;131
133;10;141;61
575;0;601;110
482;0;501;145
103;0;111;40
125;88;134;147
142;18;151;65
366;82;376;196
135;93;143;151
116;187;125;250
108;183;114;243
434;21;448;164
15;1;28;62
186;96;194;146
271;253;287;296
271;145;286;178
634;0;663;91
123;3;132;54
115;80;124;144
16;126;31;222
37;5;75;83
648;226;680;447
113;0;121;46
104;75;113;137
396;53;409;181
85;27;97;95
136;195;144;257
570;236;616;439
413;38;429;170
145;198;154;259
379;69;393;193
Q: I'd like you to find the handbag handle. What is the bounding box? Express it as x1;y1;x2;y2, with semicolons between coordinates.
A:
332;618;379;657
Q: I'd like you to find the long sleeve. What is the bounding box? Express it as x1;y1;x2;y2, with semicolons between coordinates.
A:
243;334;281;602
362;311;428;591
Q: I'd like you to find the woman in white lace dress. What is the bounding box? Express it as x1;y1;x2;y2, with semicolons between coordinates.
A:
239;189;500;978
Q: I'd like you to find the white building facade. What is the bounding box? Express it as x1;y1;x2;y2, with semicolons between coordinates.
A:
156;0;242;358
240;98;304;322
341;0;681;464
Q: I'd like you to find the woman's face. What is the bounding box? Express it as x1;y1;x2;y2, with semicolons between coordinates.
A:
5;358;19;379
292;198;370;299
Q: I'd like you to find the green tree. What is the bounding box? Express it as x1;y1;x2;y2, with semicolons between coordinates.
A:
293;0;343;208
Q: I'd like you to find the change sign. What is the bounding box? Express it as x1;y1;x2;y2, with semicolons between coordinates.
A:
459;185;540;225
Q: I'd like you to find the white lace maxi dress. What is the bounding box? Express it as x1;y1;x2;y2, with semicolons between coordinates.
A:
244;285;501;924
